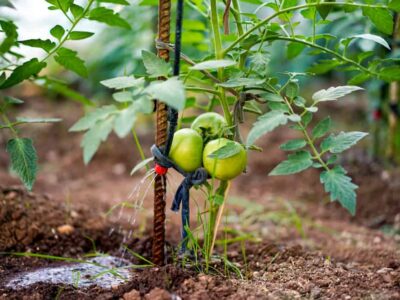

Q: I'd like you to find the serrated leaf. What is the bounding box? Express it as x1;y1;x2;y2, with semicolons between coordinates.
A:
317;0;335;20
379;66;400;82
352;34;390;50
70;4;84;19
280;139;307;151
207;141;242;159
362;7;394;35
69;31;94;40
145;77;186;111
89;7;131;29
190;59;236;70
348;73;371;85
20;39;56;53
101;76;143;89
320;166;357;215
269;150;313;175
50;25;65;41
286;80;299;98
261;92;284;102
112;91;133;102
389;0;400;12
0;20;18;55
268;102;289;113
218;78;265;88
69;105;118;131
16;117;62;124
312;86;363;102
246;111;288;146
287;42;305;59
54;47;87;77
312;117;331;139
0;58;46;89
321;131;368;153
141;50;170;78
6;138;37;190
131;157;154;175
46;0;72;12
81;117;114;164
113;105;137;138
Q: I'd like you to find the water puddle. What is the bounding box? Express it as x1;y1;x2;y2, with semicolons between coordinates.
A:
6;256;132;289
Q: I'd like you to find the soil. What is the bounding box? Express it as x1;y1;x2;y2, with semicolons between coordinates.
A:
0;94;399;299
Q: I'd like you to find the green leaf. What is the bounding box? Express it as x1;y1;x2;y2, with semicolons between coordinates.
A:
190;59;236;70
70;4;84;19
246;111;288;146
101;76;143;89
320;166;357;215
89;7;131;29
69;31;95;40
379;66;400;82
286;80;299;99
218;77;265;88
141;50;170;78
317;0;335;20
280;139;307;151
287;42;305;59
81;117;115;164
20;39;56;53
312;117;331;139
0;58;46;89
321;131;368;153
0;20;18;54
145;77;186;111
98;0;129;4
69;105;118;132
362;7;394;35
312;86;363;102
348;73;371;85
46;0;72;11
4;96;24;105
112;91;133;102
113;105;138;138
50;25;65;41
6;138;37;190
54;47;88;77
389;0;400;12
261;92;284;102
15;117;62;124
268;102;290;113
352;34;390;50
207;141;242;159
308;59;342;74
269;150;313;175
131;157;154;175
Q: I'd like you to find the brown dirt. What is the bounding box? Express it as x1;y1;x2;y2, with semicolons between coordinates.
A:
0;97;399;299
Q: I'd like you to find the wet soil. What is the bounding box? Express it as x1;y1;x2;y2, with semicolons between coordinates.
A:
0;96;399;299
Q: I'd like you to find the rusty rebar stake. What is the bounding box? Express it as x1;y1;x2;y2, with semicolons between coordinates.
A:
152;0;171;266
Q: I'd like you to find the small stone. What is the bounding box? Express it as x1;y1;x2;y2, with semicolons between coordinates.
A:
57;224;74;235
112;163;126;175
123;289;141;300
5;191;18;200
252;271;260;278
144;287;171;300
373;236;382;244
377;268;393;274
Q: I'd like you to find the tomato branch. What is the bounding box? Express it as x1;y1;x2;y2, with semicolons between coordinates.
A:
223;2;391;56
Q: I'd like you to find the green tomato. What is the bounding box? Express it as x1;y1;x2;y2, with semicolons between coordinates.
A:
203;138;247;180
191;112;227;140
169;128;203;173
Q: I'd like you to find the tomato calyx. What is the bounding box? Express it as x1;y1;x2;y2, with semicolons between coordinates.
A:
154;163;168;175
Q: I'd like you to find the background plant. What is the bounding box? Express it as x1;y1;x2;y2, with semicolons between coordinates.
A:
0;0;132;189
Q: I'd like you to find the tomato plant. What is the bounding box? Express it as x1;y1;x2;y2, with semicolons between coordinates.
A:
70;0;400;264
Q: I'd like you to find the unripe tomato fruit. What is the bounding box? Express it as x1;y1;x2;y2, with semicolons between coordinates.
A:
203;138;247;180
169;128;203;173
191;112;227;140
